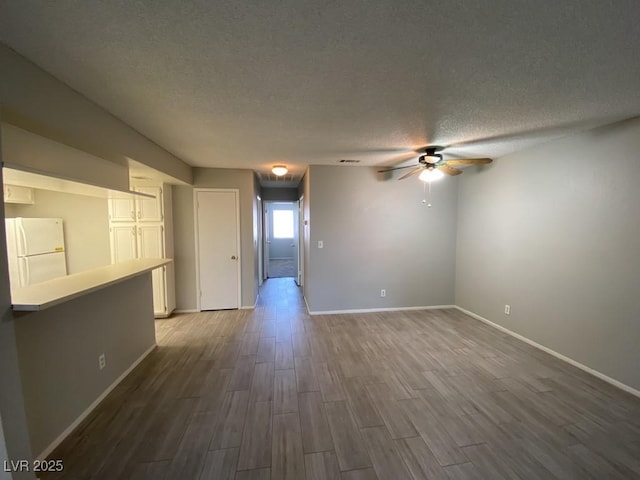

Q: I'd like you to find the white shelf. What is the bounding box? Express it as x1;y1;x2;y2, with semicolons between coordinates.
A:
11;258;172;311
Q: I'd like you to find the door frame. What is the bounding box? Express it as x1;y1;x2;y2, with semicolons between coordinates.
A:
263;200;300;281
193;188;242;311
257;195;264;286
298;195;304;287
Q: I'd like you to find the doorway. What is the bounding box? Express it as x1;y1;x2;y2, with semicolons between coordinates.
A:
194;189;241;310
264;201;299;282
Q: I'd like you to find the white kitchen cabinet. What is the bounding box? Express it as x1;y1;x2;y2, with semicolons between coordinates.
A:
151;267;166;317
108;184;175;317
137;224;164;259
108;197;136;222
4;184;35;204
110;224;138;262
135;186;163;222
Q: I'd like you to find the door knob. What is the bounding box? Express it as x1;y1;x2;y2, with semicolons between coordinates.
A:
231;255;237;260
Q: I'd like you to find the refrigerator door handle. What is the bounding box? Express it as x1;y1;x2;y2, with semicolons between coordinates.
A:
19;257;29;286
17;223;28;257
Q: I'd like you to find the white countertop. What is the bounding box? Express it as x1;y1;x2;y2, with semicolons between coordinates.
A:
11;258;172;311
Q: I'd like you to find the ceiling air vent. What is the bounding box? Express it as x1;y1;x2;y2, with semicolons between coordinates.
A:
338;159;360;163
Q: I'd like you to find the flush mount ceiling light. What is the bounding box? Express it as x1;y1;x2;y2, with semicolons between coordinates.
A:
271;165;288;176
418;168;445;182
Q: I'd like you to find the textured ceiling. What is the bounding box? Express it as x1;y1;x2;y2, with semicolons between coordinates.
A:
1;0;639;185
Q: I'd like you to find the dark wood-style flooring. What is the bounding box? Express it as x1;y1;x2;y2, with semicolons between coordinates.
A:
43;278;640;479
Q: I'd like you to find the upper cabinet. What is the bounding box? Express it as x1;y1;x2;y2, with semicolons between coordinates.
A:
135;186;163;222
4;184;35;204
108;186;163;223
108;197;136;222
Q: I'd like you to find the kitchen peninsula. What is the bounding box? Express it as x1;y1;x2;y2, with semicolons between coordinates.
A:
11;258;170;311
11;258;171;459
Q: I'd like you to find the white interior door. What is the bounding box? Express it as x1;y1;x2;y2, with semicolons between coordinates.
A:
196;190;240;310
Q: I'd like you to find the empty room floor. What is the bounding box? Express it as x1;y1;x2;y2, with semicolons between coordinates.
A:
42;278;640;480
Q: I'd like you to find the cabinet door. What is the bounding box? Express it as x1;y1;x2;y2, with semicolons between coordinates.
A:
135;186;163;222
151;267;167;316
4;185;35;204
137;224;165;258
109;198;136;222
110;225;137;263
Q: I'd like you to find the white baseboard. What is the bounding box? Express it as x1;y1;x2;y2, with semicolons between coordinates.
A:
36;344;157;460
303;295;311;315
455;306;640;399
308;304;455;315
241;293;259;310
173;309;199;314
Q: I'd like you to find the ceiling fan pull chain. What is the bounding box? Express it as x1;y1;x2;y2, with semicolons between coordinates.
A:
422;181;433;208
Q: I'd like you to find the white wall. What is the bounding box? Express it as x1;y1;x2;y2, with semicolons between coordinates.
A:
5;190;110;274
455;117;640;391
304;165;458;313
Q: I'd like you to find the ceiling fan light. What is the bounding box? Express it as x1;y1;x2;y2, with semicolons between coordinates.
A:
271;165;288;176
419;168;444;182
422;155;441;164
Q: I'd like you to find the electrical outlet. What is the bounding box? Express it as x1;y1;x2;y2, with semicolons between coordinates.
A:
381;289;386;297
318;240;323;249
504;304;511;315
98;353;106;370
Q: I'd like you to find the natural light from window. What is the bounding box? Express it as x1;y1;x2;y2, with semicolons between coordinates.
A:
273;210;294;238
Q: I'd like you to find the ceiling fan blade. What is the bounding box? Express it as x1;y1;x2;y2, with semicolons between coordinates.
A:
398;166;424;180
437;164;462;176
444;158;493;166
377;164;419;173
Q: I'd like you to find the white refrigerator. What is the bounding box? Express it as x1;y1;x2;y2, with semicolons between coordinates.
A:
5;217;68;287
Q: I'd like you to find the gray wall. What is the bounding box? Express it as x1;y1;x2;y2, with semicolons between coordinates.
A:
0;45;185;472
455;117;640;391
14;274;156;457
305;165;458;312
261;187;299;202
0;168;35;480
173;168;258;309
172;185;197;310
0;44;191;184
5;190;111;274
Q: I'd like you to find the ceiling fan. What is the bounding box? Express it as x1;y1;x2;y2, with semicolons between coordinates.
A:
378;146;492;181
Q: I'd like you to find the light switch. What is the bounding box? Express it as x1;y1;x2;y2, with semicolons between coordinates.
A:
318;240;323;249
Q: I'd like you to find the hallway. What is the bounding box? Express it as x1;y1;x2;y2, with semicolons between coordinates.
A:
42;278;640;479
